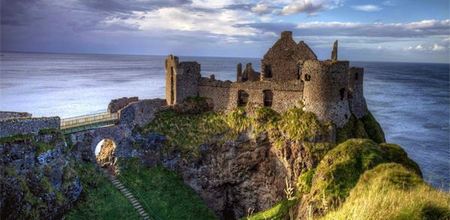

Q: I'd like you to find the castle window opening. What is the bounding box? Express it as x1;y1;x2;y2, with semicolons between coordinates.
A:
263;90;273;107
296;64;302;80
304;74;311;81
355;73;359;80
263;65;272;78
238;90;249;107
340;88;346;100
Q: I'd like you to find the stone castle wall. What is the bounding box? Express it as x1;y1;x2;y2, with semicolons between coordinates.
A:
302;60;351;127
348;67;368;118
0;111;32;121
0;117;60;138
198;78;303;112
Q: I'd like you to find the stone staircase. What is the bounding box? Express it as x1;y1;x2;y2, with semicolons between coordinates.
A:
101;169;151;220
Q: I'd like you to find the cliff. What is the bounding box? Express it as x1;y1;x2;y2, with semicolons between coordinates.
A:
134;100;449;220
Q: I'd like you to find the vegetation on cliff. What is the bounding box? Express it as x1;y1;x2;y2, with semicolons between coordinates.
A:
336;112;385;144
141;106;329;158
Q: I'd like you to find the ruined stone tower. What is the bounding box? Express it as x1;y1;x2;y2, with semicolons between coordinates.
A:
302;60;351;127
165;55;201;105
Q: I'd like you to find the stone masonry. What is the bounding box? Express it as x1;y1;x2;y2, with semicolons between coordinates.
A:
164;31;369;127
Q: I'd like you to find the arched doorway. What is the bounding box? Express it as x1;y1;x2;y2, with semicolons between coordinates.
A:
95;139;117;171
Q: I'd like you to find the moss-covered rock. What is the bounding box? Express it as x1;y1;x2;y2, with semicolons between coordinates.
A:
0;130;81;220
361;112;385;143
379;143;422;176
336;112;385;144
322;163;450;220
308;139;385;212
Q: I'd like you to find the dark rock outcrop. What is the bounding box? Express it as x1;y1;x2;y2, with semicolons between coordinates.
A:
0;131;81;220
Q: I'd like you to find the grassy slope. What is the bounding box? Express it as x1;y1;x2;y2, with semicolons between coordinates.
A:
65;163;140;220
322;163;450;220
117;159;217;220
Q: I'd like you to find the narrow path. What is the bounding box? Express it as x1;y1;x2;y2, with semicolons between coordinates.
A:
101;169;151;220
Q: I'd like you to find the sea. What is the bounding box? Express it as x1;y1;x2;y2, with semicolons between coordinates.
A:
1;52;449;190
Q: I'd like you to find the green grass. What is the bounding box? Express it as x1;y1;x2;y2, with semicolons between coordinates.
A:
117;159;217;220
65;163;140;220
245;199;298;220
321;163;450;220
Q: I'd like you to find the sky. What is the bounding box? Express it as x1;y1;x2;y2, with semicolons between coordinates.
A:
1;0;449;63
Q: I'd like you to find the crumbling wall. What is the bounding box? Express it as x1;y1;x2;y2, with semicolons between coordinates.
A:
348;67;368;118
0;117;60;138
261;31;317;81
0;111;32;121
198;78;303;112
108;97;139;113
119;99;166;127
302;60;351;127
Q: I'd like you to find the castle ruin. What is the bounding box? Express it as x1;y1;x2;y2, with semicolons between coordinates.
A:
165;31;368;127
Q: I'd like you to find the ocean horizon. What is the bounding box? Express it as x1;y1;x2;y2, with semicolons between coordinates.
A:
1;51;449;190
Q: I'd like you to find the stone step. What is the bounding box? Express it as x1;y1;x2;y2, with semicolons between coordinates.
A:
103;170;151;220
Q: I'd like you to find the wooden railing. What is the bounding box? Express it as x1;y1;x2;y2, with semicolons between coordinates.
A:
61;112;119;131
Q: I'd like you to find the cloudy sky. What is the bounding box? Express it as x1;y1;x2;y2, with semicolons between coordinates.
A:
1;0;449;63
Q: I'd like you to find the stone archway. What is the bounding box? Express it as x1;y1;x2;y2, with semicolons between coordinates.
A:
95;138;117;169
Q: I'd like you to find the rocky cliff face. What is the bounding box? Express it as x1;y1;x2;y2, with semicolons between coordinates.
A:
134;106;355;219
0;129;82;220
133;104;448;220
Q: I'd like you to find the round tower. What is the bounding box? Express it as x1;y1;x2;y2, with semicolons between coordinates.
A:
302;60;351;127
348;67;368;118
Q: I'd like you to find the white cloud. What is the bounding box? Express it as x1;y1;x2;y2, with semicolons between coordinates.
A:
105;7;260;37
432;44;445;51
251;3;271;14
404;43;447;52
295;19;450;37
281;0;342;15
351;4;382;12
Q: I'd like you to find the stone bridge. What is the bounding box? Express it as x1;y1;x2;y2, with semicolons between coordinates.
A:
65;99;166;160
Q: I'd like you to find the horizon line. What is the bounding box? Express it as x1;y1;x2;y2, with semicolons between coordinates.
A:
1;49;449;65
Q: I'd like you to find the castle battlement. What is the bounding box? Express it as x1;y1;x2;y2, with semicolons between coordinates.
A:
164;31;368;127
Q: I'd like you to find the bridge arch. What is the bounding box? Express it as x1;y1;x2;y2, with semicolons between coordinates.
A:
94;138;117;169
